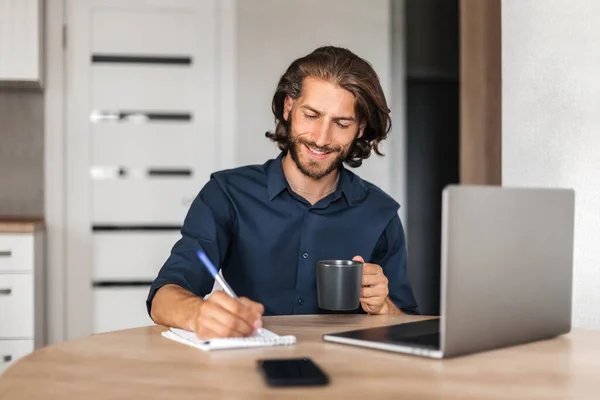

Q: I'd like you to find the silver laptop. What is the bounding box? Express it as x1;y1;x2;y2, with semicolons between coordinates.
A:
323;185;575;358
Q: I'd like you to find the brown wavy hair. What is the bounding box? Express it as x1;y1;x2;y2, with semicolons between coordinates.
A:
265;46;391;168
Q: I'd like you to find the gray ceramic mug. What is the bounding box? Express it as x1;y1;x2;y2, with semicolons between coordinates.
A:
316;260;363;311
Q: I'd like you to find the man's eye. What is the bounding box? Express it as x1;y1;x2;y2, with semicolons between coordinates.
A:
305;114;318;119
336;123;350;129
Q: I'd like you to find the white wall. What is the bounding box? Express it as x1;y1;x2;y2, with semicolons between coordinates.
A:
235;0;396;196
502;0;600;329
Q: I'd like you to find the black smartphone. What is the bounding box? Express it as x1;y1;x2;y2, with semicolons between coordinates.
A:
257;357;329;387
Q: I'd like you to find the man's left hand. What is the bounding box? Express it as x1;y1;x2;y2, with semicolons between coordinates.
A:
353;255;401;315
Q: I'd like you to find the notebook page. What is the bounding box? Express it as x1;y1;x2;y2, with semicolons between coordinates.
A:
162;327;296;351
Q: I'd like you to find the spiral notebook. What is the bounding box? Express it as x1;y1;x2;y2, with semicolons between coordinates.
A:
162;327;297;351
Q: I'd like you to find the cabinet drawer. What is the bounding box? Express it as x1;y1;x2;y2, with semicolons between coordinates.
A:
0;234;34;272
0;274;34;338
94;286;154;334
0;340;33;376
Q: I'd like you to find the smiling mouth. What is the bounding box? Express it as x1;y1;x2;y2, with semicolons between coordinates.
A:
305;144;333;160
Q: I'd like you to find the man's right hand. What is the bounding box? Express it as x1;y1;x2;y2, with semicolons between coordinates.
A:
150;284;265;339
190;291;264;338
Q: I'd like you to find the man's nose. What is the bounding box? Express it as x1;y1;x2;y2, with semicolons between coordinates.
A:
312;121;332;147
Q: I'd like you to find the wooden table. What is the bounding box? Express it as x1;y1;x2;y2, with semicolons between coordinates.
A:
0;315;599;399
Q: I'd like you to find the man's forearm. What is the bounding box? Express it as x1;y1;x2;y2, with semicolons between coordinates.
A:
150;284;203;331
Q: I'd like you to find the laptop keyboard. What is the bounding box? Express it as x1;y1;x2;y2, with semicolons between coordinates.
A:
387;320;441;349
327;319;442;350
398;332;440;348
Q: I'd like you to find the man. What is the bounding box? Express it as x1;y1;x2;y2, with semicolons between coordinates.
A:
147;46;418;339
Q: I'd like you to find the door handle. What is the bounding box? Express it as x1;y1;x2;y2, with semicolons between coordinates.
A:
0;251;12;257
2;355;12;363
0;288;12;295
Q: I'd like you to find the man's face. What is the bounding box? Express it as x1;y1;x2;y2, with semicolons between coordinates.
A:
283;76;363;180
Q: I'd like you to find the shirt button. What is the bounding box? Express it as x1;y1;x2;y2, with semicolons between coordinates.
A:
297;298;304;305
302;252;308;259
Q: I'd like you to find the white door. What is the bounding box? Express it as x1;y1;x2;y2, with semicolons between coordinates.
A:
65;0;223;336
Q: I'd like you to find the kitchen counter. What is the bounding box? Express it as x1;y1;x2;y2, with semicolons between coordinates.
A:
0;218;44;233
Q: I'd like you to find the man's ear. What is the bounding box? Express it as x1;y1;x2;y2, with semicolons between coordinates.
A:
283;96;294;121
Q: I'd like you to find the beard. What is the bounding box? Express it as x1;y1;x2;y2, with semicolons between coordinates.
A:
285;115;353;180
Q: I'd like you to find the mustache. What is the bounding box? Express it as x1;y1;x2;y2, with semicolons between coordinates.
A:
294;136;342;153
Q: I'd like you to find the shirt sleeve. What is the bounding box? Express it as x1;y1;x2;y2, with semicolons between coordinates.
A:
146;176;236;316
371;213;420;315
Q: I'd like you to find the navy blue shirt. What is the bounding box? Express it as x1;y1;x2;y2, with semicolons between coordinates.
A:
147;153;419;316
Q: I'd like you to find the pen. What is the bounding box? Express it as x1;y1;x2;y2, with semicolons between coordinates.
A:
196;249;264;336
196;249;238;299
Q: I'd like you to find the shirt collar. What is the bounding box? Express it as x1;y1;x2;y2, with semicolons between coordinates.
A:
267;153;288;201
267;152;367;206
337;165;366;206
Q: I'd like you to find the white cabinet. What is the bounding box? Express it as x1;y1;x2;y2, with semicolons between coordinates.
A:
0;221;44;375
0;0;44;88
0;340;33;375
